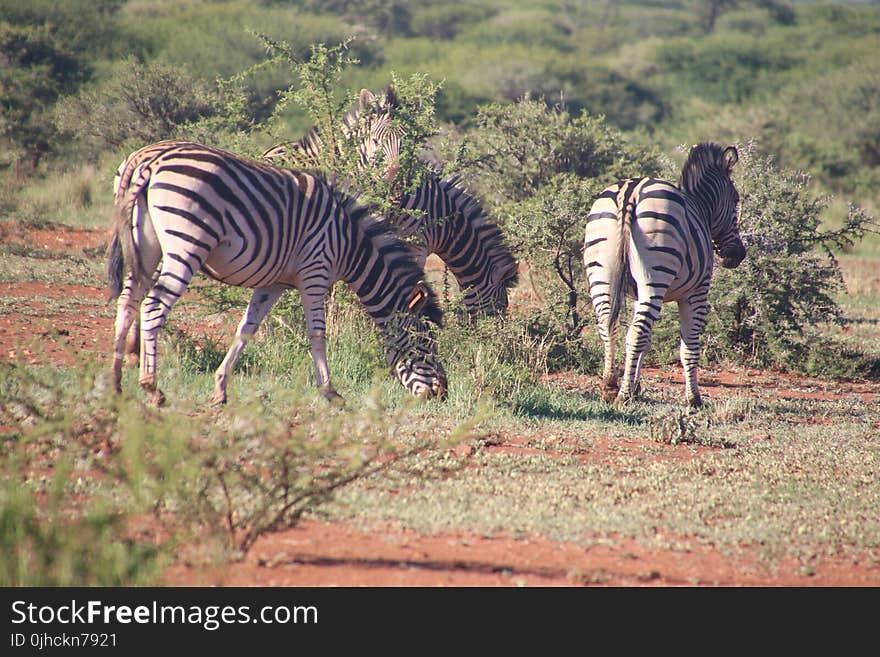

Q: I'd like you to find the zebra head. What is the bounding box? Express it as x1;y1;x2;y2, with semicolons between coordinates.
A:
460;259;520;318
385;281;447;400
681;143;746;269
352;87;403;183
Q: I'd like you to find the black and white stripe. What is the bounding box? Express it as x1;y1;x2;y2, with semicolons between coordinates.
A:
107;140;446;405
263;92;518;319
262;87;402;183
393;176;518;318
583;142;745;407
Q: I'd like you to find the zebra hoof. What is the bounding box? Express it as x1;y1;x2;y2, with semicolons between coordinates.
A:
600;375;619;404
613;392;635;409
601;383;619;404
321;386;345;406
687;394;703;408
147;388;166;407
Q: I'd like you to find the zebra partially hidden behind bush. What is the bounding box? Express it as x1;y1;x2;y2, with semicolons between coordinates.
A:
262;88;404;185
262;89;519;319
107;139;447;406
583;142;746;407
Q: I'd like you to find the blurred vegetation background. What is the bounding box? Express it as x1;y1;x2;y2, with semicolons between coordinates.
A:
2;0;878;202
2;0;878;377
0;0;880;375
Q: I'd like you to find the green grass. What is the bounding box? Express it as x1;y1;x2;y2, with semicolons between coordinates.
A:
0;248;105;286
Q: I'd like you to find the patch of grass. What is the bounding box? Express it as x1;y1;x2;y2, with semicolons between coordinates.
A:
319;387;880;565
8;163;113;229
0;340;477;583
0;251;105;286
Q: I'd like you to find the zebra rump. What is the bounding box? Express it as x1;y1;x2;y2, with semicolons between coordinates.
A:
583;142;745;407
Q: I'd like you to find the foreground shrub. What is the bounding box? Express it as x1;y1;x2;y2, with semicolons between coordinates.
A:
0;359;470;583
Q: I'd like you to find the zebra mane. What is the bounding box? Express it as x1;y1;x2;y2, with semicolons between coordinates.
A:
679;142;730;193
440;175;519;288
325;179;444;327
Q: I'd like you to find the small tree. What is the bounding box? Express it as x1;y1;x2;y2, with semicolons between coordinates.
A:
259;35;442;207
442;97;669;369
0;23;86;169
705;143;877;375
54;57;232;156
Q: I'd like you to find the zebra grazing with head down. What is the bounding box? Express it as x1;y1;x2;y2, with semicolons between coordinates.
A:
262;90;518;319
107;140;447;406
583;142;746;407
391;176;519;318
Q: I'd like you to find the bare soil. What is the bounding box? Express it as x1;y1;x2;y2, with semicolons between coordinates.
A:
4;222;879;587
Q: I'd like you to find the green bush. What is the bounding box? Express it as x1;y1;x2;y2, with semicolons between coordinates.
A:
704;144;878;376
54;57;227;155
442;97;669;370
655;32;797;104
0;23;87;168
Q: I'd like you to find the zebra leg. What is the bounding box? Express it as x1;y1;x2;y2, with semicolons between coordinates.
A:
211;287;284;406
617;298;660;404
111;272;151;393
138;260;200;407
597;316;620;403
300;288;342;403
587;278;621;403
124;322;140;364
122;262;163;367
677;297;708;408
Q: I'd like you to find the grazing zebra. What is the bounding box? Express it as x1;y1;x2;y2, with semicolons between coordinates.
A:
583;142;746;407
107;140;447;406
391;176;519;317
262;87;403;184
263;92;518;319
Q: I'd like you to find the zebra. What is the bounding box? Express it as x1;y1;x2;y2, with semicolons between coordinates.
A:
582;142;746;407
107;139;447;406
261;87;403;184
262;93;518;319
391;176;519;318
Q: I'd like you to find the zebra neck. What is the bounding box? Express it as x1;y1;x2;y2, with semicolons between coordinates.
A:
403;179;508;283
338;227;420;333
683;189;715;226
344;268;417;367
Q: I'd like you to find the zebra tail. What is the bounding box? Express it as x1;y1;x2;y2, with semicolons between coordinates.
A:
107;158;151;301
606;184;634;334
106;232;123;301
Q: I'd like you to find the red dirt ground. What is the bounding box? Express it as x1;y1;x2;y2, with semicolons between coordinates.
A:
4;222;880;587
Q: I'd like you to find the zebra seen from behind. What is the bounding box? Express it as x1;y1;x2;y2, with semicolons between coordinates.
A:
262;91;519;320
107;140;447;406
583;142;746;407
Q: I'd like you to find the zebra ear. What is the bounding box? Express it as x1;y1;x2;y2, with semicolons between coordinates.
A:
358;89;376;110
384;85;399;108
407;280;430;314
722;146;739;172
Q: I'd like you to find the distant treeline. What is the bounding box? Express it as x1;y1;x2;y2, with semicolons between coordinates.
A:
1;0;878;198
